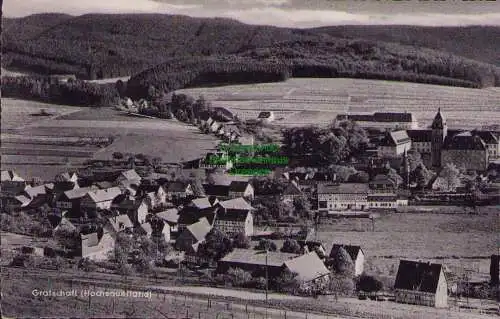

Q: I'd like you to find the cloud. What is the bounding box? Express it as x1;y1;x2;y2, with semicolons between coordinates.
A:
4;0;500;27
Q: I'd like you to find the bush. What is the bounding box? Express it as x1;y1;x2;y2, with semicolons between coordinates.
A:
281;239;302;254
252;276;267;290
255;239;277;252
227;267;253;287
356;274;383;293
78;258;98;272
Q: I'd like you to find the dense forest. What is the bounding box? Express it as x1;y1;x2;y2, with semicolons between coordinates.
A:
2;13;500;91
1;76;119;106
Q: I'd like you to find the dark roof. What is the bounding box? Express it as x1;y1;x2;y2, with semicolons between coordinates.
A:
258;111;273;119
472;130;498;144
373;112;413;122
367;194;397;201
178;206;218;226
203;184;230;197
165;181;190;193
329;244;363;261
394;260;444;294
431;109;446;129
318;183;370;195
216;209;250;222
444;132;487;151
283;182;302;196
336;114;373;122
229;181;250;193
407;130;432;143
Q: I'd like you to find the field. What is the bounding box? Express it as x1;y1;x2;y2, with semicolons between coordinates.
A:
178;78;500;129
313;209;498;281
1;99;218;180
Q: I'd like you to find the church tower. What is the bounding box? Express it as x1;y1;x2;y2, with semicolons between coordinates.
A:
431;108;447;168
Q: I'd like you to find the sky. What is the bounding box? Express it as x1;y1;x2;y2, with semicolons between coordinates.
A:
4;0;500;28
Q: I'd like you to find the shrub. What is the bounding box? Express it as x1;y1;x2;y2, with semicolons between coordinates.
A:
78;258;98;272
356;274;384;293
227;267;253;287
255;239;277;252
281;239;302;254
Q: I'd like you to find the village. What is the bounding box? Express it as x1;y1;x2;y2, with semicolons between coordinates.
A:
1;98;499;317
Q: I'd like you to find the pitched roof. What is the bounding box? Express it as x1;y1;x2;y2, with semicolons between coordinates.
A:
178;206;218;226
407;130;432;143
55;218;77;232
431;109;446;129
372;112;413;123
165;181;190;193
1;170;24;182
216;209;250;222
229;181;250;193
87;187;122;203
186;217;211;242
284;252;330;282
444;131;487;150
63;187;93;200
14;195;31;206
317;183;370;195
139;222;153;235
156;208;180;224
24;184;50;199
380;130;411;147
55;172;78;182
107;215;134;233
394;260;444;293
119;169;141;181
329;244;363;261
283;182;302;196
190;197;213;210
258;111;273;119
219;197;255;211
472;130;498;144
95;181;116;189
203;184;230;197
219;248;299;267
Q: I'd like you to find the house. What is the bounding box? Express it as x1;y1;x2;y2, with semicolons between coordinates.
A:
116;169;141;184
217;248;300;281
163;181;194;200
218;197;254;211
473;130;499;160
368;193;408;209
156;208;180;233
55;187;93;211
202;184;231;198
394;260;448;308
175;217;211;252
177;205;218;232
377;131;412;158
106;214;134;235
317;183;370;211
1;170;27;196
329;244;365;276
80;187;122;212
283;252;331;291
257;111;275;123
335;112;418;130
144;185;168;209
282;182;303;203
111;195;149;225
53;217;77;235
228;181;254;200
153;222;171;242
80;226;116;261
52;172;80;194
22;183;54;202
442;132;489;171
369;174;398;192
190;197;219;210
12;195;32;209
213;207;254;237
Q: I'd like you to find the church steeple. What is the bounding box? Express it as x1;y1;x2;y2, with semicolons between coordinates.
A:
431;108;446;130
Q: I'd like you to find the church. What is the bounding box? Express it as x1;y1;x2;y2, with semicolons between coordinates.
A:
406;109;498;172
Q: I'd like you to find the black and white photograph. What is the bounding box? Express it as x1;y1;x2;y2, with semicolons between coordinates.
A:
1;0;499;318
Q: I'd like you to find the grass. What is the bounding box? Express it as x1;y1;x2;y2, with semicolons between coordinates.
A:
178;78;500;128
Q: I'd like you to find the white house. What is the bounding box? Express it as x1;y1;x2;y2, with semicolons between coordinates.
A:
329;244;365;276
377;131;412;158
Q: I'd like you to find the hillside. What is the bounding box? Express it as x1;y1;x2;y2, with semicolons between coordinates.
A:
311;25;500;67
2;13;500;90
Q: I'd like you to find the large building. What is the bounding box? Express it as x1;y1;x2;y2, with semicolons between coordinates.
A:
335;112;418;130
377;130;412;158
214;198;254;236
394;260;448;308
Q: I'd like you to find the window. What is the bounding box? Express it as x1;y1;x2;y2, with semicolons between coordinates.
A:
319;201;327;208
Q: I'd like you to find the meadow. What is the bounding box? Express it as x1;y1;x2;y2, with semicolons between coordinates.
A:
1;100;218;180
178;78;500;129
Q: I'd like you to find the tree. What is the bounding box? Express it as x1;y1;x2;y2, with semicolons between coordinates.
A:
233;232;251;249
440;163;462;192
329;273;355;300
227;267;253;287
112;152;124;160
281;239;302;254
197;228;233;262
55;229;80;252
255;239;277;252
293;195;312;219
356;274;383;293
331;247;355;276
276;269;300;293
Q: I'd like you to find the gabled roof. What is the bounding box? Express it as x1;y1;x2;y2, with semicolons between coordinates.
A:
62;187;93;200
219;197;254;211
284;252;330;282
472;130;498;144
1;170;25;182
394;260;444;293
203;184;230;197
165;181;190;193
139;222;153;235
156;208;180;224
220;248;299;267
178;206;218;226
55;218;77;232
55;172;78;182
190;197;214;210
444;131;487;151
317;183;370;195
86;187;122;203
107;214;134;233
216;209;250;222
119;169;141;181
380;130;411;147
283;182;302;196
372;112;413;123
95;181;116;189
329;244;363;261
14;195;31;207
406;130;432;143
24;184;51;199
186;217;211;242
229;181;251;193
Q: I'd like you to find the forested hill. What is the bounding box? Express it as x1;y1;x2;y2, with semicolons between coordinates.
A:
310;25;500;67
2;13;500;90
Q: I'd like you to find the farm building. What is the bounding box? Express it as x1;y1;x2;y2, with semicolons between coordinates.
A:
163;181;194;199
335;112;418;130
177;204;218;233
441;132;489;171
377;131;412;158
1;170;27;196
106;214;134;235
329;244;365;276
116;169;141;184
175;217;211;253
203;181;253;200
156;208;180;233
80;226;116;261
55;187;93;211
394;260;448;308
111;195;149;226
213;206;254;237
80;187;122;212
137;222;153;237
282;181;303;203
283;252;330;292
368;174;399;192
318;183;370;211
